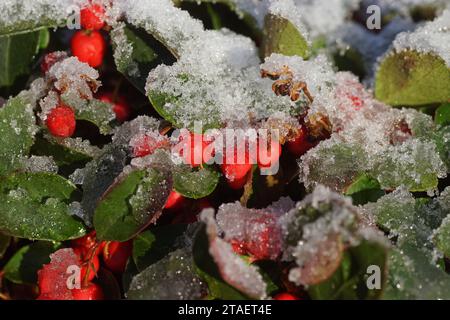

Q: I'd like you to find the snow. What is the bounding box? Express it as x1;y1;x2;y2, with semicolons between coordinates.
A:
0;0;89;33
48;57;101;104
22;155;58;173
292;0;360;38
391;9;450;67
268;0;310;44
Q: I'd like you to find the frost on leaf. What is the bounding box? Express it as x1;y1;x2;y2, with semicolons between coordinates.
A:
37;248;81;300
280;185;387;286
0;0;90;36
200;209;268;300
216;198;293;261
375;10;450;106
127;247;207;300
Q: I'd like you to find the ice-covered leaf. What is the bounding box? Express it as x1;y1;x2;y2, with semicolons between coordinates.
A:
72;98;116;135
4;241;59;284
111;24;175;93
32;134;100;168
80;144;128;226
363;187;449;250
198;210;267;299
0;172;86;241
173;165;220;199
94;156;173;241
432;188;450;258
375;51;450;106
384;244;450;300
192;221;250;300
261;0;310;59
0;0;88;36
0;95;38;176
37;248;81;300
300;139;368;193
127;247;207;300
433;124;450;169
281;185;388;286
0;31;41;89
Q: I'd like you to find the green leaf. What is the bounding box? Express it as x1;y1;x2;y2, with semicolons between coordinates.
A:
434;125;450;169
148;89;222;131
0;232;10;259
68;98;116;135
375;51;450;106
192;224;248;300
344;174;385;206
37;28;50;50
309;240;388;300
0;0;72;36
32;134;98;168
3;241;59;284
384;244;450;299
133;224;195;271
80;144;128;226
0;95;37;176
261;14;310;59
94;164;172;241
435;103;450;127
111;25;175;94
173;165;220;199
0;31;41;89
0;172;86;241
434;216;450;258
127;247;208;300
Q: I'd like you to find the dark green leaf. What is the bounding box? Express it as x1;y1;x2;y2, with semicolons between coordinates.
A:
3;241;59;284
94;163;172;241
0;172;86;241
344;174;385;205
0;95;37;176
434;216;450;258
173;165;220;199
66;98;116;135
32;134;98;168
111;25;175;93
0;31;41;89
127;248;208;300
133;224;196;271
80;144;128;226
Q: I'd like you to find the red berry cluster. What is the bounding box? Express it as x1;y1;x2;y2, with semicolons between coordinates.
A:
71;2;106;68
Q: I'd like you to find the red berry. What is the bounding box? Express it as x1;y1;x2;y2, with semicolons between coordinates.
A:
273;293;300;300
165;190;185;210
41;51;68;74
46;106;76;138
177;132;214;167
257;139;281;169
72;283;104;300
102;241;132;274
98;92;131;122
220;147;252;189
286;126;314;157
80;4;105;31
71;231;97;251
71;30;105;68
